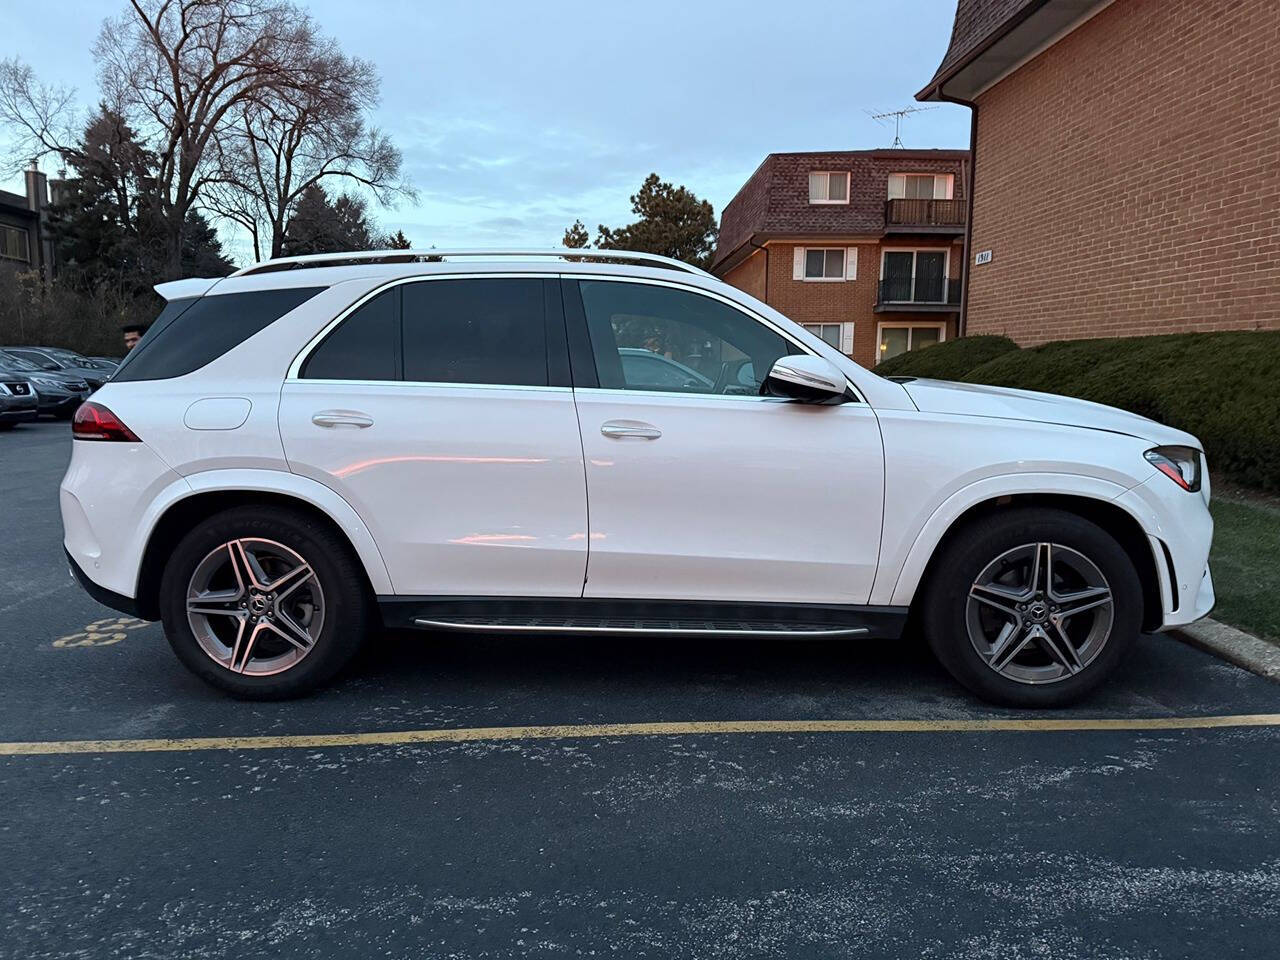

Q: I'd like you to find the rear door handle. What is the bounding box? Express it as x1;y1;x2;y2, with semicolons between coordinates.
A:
601;420;661;440
312;410;374;428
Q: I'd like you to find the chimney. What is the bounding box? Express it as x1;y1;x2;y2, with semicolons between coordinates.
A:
24;160;48;214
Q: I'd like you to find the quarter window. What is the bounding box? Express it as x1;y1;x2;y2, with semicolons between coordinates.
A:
577;280;795;396
301;288;399;381
808;171;849;204
401;278;547;386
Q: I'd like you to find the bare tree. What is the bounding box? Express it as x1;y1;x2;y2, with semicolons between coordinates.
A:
92;0;323;278
204;42;409;260
0;58;81;169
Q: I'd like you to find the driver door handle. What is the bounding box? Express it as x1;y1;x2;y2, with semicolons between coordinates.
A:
601;420;662;440
312;410;374;428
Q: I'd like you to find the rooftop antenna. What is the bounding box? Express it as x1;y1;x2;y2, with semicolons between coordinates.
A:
867;106;936;148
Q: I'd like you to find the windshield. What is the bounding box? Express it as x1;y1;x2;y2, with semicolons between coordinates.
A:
0;352;42;373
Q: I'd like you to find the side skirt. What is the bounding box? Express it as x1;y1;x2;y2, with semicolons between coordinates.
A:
377;596;909;640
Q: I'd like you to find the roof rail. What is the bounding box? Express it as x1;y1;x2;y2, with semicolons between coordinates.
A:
229;248;716;280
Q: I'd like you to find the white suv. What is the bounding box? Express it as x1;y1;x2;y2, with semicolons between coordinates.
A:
61;250;1214;706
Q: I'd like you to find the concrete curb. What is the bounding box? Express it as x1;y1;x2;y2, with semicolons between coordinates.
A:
1173;619;1280;682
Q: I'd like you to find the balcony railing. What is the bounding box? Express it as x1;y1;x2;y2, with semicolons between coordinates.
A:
877;277;962;308
884;198;966;231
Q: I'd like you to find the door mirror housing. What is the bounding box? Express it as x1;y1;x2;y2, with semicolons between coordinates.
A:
763;355;849;404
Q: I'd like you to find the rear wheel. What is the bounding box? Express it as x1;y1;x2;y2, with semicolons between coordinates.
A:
159;506;372;699
922;508;1143;707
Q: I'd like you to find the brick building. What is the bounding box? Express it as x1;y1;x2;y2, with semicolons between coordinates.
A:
712;150;969;368
0;162;56;281
918;0;1280;344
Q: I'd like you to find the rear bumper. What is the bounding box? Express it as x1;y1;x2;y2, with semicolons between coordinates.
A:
66;549;143;618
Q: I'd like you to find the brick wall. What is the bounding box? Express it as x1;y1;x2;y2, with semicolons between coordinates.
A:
968;0;1280;343
726;241;961;367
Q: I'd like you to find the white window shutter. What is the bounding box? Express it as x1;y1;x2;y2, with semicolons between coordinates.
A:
840;323;854;354
793;247;805;280
887;174;906;200
937;174;954;199
845;247;858;280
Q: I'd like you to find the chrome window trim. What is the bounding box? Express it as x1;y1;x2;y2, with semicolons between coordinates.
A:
286;270;863;402
567;273;864;403
284;378;571;394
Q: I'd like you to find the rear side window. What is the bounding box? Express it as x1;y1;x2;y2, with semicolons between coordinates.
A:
402;278;546;386
113;287;324;383
300;288;399;381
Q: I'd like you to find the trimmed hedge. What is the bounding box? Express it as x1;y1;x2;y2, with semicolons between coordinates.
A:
877;331;1280;493
874;334;1018;380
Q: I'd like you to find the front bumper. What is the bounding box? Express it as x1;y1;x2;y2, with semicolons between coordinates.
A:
1114;473;1215;629
0;406;38;424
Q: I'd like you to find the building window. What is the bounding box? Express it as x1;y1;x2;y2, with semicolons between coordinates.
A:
887;173;953;200
803;322;854;354
0;225;30;262
794;246;857;282
808;171;849;204
880;249;949;302
877;323;944;363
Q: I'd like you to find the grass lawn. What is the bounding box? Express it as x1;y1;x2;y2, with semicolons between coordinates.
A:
1208;491;1280;644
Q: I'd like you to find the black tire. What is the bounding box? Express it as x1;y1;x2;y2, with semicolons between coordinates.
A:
921;507;1143;708
0;422;15;431
159;505;373;699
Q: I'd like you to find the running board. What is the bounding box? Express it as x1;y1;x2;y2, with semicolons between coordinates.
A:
414;617;869;638
379;597;908;640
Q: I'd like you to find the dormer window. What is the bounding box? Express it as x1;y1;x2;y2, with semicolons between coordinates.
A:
887;173;954;200
808;171;850;204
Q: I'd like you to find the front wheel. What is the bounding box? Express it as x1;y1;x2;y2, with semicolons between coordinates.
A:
922;508;1143;707
159;506;372;699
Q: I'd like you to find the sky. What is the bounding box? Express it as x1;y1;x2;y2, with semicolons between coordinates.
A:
1;0;969;265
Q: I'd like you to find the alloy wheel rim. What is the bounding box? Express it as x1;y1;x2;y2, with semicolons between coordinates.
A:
185;538;325;677
965;542;1114;685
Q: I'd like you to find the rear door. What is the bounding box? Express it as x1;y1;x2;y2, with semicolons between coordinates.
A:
565;276;885;605
278;276;588;597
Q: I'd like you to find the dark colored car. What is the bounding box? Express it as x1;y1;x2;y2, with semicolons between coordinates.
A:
0;368;38;429
0;346;110;390
0;355;91;418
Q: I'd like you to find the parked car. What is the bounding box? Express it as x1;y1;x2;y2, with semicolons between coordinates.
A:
1;346;109;389
0;354;91;418
0;368;38;429
61;249;1214;706
87;356;123;368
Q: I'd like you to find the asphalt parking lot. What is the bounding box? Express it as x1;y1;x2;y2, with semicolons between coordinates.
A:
2;418;1279;959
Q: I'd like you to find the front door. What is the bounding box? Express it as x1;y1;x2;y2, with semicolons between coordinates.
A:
279;276;588;597
564;277;885;605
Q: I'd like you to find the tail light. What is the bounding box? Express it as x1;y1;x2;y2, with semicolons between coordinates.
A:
72;401;140;442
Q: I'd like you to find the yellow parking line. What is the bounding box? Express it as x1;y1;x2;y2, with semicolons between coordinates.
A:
2;714;1280;757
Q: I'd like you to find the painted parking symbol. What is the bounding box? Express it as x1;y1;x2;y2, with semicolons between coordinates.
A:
52;616;151;649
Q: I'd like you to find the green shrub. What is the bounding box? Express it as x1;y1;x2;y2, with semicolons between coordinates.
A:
960;332;1280;493
874;334;1018;380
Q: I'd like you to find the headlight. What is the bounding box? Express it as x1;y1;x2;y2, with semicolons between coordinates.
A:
30;376;63;389
1144;446;1202;492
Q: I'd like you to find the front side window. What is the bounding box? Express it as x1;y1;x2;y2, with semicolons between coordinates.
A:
878;324;944;363
808;171;849;204
577;280;794;396
402;278;547;386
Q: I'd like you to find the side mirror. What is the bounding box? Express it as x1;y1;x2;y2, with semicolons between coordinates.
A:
763;356;848;404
